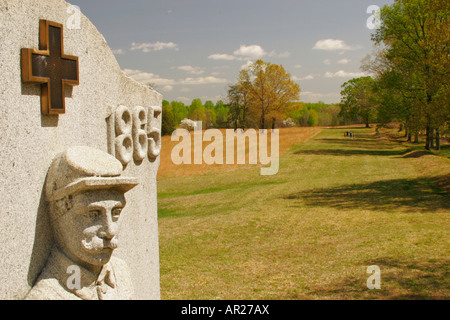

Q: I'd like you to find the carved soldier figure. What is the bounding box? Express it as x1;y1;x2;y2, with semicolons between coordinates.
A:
26;146;139;300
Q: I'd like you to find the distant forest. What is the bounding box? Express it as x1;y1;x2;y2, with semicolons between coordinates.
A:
161;99;357;136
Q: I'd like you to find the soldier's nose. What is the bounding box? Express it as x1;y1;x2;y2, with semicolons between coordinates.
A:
99;215;118;239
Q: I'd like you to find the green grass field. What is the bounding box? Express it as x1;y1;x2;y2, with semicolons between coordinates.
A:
157;126;450;300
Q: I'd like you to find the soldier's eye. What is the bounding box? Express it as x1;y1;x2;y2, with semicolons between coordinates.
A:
112;208;122;220
87;210;101;219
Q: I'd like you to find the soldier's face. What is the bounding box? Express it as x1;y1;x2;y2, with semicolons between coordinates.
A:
53;189;126;270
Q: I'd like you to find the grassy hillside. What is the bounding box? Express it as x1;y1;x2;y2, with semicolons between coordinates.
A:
157;126;450;299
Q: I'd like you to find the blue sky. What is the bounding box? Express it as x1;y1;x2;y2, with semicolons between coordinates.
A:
68;0;394;104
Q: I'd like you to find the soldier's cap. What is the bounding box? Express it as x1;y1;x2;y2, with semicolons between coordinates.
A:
45;146;139;202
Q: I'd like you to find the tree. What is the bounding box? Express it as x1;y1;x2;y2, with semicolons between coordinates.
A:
230;60;300;129
214;100;229;128
161;102;176;136
372;0;450;150
366;57;424;142
227;83;248;130
307;109;319;127
339;76;378;127
188;98;206;125
204;100;215;110
205;108;217;129
171;100;189;126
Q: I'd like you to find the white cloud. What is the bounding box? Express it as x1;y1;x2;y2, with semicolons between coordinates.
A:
338;58;351;64
324;70;366;78
183;76;228;85
313;39;360;51
293;74;314;81
200;94;227;102
276;51;291;58
130;41;179;53
124;68;227;87
124;67;228;94
234;45;267;60
323;58;351;65
176;65;204;75
209;44;289;62
301;91;341;103
208;53;237;61
294;64;302;69
241;60;254;70
123;68;176;86
111;49;125;55
269;50;291;58
177;96;192;103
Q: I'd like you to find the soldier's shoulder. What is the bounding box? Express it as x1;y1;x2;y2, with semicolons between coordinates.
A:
25;277;77;300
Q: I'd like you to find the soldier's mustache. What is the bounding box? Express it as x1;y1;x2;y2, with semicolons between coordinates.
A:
104;238;119;249
82;236;119;252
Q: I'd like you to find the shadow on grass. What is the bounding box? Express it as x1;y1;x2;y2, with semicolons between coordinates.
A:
302;257;449;300
282;175;450;212
313;137;398;149
401;150;434;158
294;148;409;157
326;126;371;130
432;144;450;159
315;138;377;143
295;131;415;157
367;257;449;299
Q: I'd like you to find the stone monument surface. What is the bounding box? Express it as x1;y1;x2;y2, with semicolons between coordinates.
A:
0;0;162;299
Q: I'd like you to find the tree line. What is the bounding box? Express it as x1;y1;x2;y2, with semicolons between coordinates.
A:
340;0;449;150
162;59;352;135
161;98;350;135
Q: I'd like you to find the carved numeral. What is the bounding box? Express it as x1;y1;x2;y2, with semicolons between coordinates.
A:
114;105;133;166
132;106;149;162
147;106;162;159
107;105;161;166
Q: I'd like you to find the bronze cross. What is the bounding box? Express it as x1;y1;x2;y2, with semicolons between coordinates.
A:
21;20;79;115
